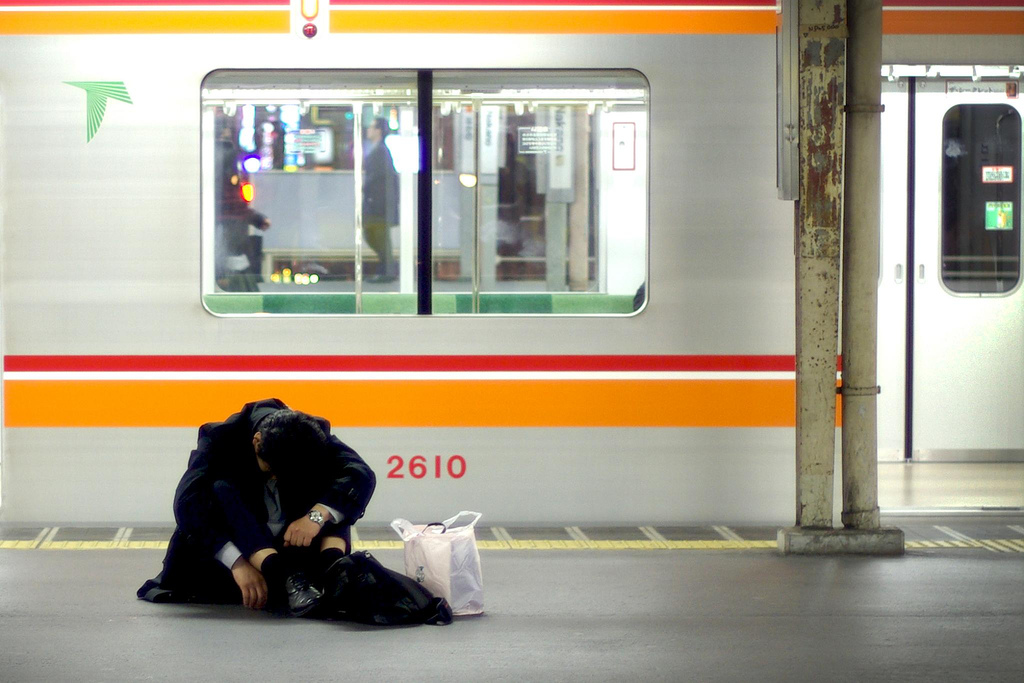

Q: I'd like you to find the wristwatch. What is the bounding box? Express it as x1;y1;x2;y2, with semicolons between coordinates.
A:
308;509;325;526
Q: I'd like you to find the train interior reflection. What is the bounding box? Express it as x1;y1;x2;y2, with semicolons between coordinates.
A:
201;70;648;314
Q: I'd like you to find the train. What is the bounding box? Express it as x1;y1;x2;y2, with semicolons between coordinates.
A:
0;0;1021;525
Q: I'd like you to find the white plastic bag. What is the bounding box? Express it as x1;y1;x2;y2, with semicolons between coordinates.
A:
391;511;484;616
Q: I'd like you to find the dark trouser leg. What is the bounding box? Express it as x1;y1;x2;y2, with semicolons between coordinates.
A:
145;480;273;606
363;218;393;276
152;532;244;604
273;524;351;577
319;523;352;555
211;479;276;559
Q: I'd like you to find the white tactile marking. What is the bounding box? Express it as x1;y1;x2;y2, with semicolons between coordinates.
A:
40;527;60;546
639;526;669;544
713;525;744;542
30;528;51;549
492;527;514;544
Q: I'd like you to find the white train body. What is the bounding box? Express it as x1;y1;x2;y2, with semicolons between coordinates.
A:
0;2;1021;524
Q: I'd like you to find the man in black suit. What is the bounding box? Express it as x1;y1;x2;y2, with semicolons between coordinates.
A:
362;117;400;283
138;399;376;617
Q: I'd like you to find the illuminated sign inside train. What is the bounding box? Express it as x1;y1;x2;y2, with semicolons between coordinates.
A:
518;126;558;154
286;129;327;154
982;165;1014;183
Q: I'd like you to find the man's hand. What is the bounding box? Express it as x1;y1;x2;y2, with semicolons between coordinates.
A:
230;557;267;609
283;515;322;547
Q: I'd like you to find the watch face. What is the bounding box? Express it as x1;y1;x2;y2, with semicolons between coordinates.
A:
309;511;324;524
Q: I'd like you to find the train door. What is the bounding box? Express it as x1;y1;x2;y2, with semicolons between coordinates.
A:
913;77;1023;462
879;71;1024;463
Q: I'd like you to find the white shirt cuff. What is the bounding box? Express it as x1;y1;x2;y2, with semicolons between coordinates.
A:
215;542;243;569
321;504;342;524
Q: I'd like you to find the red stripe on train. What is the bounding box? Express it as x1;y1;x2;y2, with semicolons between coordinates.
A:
882;0;1024;7
3;355;811;372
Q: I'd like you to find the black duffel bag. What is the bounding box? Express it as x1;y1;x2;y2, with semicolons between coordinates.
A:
323;551;453;626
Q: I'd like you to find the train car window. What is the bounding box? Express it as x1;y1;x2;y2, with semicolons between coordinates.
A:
431;71;648;314
200;70;648;315
201;70;419;314
941;104;1021;294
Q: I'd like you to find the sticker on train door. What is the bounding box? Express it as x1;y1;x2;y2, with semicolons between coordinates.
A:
982;166;1013;183
985;202;1013;230
612;122;635;171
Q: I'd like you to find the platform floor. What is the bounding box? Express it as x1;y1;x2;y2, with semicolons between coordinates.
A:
1;516;1022;682
878;462;1024;510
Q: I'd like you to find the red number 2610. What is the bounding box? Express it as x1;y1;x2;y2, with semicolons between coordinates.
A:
387;455;466;479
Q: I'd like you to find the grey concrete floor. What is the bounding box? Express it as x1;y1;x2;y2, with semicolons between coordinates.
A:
1;546;1022;682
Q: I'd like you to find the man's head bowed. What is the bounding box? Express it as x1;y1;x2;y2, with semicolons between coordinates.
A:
255;409;327;477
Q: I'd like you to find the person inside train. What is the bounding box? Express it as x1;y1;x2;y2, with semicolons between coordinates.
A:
137;399;376;617
215;122;271;292
361;116;400;283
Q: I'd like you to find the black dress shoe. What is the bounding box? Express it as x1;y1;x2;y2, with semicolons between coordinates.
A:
283;572;323;617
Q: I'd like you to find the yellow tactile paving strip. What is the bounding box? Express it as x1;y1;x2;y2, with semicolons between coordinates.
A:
3;539;1024;552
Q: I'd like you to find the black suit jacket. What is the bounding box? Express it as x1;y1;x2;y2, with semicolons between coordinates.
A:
138;398;376;603
361;141;399;225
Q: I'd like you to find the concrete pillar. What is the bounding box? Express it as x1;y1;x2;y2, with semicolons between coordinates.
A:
781;0;905;554
793;0;846;529
840;0;882;530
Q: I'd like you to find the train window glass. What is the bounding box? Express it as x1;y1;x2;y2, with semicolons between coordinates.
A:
200;70;647;315
431;71;648;314
201;70;419;315
941;104;1021;294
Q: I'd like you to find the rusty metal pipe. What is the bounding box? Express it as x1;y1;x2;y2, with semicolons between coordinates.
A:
841;0;882;530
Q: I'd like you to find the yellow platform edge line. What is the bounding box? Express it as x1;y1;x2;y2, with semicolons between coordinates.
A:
4;539;1023;551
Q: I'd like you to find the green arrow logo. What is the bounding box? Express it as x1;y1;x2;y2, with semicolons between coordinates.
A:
65;81;133;142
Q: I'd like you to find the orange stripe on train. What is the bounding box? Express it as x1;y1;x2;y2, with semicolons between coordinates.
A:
2;379;844;428
884;10;1024;34
0;10;290;34
329;9;774;34
2;7;1021;35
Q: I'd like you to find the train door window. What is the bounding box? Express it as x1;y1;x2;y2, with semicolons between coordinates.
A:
431;71;648;314
200;70;647;316
941;104;1022;294
201;70;419;315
